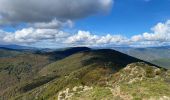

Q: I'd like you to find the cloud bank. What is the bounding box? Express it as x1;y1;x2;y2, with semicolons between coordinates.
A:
1;20;170;47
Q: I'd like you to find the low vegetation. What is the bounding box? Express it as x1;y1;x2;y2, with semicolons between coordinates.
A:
0;47;169;100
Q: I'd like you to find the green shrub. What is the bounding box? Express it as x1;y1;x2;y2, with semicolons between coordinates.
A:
145;67;155;78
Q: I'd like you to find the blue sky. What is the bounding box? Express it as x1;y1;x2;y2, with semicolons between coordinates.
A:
0;0;170;48
75;0;170;37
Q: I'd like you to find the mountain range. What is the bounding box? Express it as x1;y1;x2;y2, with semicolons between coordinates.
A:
0;45;170;100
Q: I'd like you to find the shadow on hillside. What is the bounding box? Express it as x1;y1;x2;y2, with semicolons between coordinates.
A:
81;49;162;72
39;47;91;61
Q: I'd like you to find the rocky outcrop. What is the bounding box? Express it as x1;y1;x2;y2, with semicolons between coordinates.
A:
58;86;93;100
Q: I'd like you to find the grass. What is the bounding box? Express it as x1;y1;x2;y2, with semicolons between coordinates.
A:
70;86;113;100
120;78;170;99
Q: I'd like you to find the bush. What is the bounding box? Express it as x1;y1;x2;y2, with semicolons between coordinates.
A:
145;67;155;78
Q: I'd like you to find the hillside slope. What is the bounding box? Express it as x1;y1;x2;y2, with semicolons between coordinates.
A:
0;47;91;97
113;47;170;69
0;48;23;58
0;53;51;96
1;48;169;100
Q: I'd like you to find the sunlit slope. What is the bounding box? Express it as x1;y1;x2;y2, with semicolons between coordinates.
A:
1;49;165;100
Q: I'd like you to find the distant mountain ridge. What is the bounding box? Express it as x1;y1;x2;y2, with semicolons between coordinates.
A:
113;46;170;69
0;44;36;50
1;44;169;69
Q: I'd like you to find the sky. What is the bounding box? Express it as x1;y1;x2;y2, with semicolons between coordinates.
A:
0;0;170;48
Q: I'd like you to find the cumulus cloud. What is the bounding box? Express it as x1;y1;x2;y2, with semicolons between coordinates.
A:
0;0;113;24
65;31;98;45
1;19;170;47
3;28;68;44
65;30;128;46
131;20;170;42
2;29;127;46
0;0;115;46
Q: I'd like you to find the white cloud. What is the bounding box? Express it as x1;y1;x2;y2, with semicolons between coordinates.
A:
65;31;98;45
66;20;170;47
131;20;170;42
65;30;128;46
131;35;143;42
3;28;68;44
0;0;114;47
1;20;170;47
0;0;113;45
1;29;128;46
